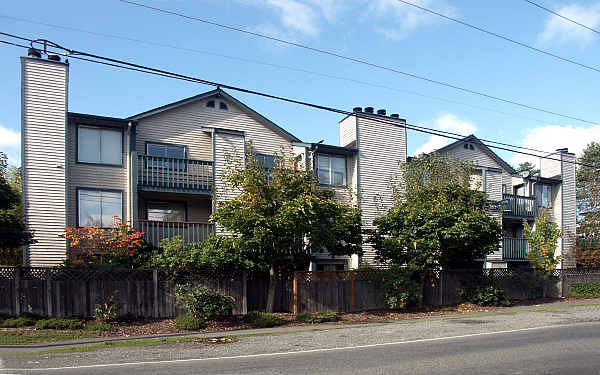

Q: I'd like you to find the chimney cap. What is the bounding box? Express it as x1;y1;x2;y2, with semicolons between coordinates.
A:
364;107;374;113
47;54;61;62
390;114;400;118
28;48;41;58
353;107;362;113
556;147;569;153
377;109;386;116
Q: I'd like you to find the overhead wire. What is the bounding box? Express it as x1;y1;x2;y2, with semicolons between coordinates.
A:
522;0;600;36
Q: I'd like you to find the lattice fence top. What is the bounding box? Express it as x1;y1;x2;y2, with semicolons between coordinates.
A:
295;270;383;283
0;267;154;282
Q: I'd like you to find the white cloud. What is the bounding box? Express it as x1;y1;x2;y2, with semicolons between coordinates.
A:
511;124;600;166
368;0;458;40
537;2;600;48
0;124;21;166
414;113;477;155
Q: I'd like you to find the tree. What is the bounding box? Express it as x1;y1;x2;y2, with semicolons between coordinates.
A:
370;154;502;303
0;152;35;265
516;161;540;177
212;148;362;312
574;142;600;268
523;210;562;273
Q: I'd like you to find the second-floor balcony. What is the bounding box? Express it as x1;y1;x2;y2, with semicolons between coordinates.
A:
502;194;537;219
136;154;213;193
139;220;215;247
502;237;529;261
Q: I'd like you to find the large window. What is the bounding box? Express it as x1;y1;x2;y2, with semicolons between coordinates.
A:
78;126;122;165
78;189;122;228
317;154;346;186
147;201;186;222
542;185;551;207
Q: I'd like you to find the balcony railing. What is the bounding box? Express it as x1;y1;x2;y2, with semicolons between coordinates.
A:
503;237;529;261
136;154;213;193
138;220;214;247
502;194;537;219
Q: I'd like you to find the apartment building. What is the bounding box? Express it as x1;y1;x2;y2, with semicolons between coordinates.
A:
20;51;406;268
435;135;577;269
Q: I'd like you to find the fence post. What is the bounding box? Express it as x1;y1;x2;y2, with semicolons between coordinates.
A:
438;271;444;306
560;270;566;298
46;268;53;317
153;269;159;318
241;272;247;315
350;271;355;312
14;266;21;316
293;272;298;315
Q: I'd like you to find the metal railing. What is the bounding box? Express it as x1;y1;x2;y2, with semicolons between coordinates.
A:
503;237;529;261
138;220;214;247
137;154;213;192
502;194;537;218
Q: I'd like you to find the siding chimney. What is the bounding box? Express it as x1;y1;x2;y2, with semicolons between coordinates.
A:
21;55;69;266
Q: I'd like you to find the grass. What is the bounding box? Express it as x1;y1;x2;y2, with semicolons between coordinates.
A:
0;330;97;345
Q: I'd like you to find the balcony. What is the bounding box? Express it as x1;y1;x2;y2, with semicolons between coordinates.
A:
503;237;529;261
502;194;537;219
136;154;213;194
138;220;215;247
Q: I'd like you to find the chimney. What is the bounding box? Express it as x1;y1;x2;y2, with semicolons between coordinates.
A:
377;109;386;116
364;107;374;114
390;114;399;119
353;107;362;113
21;54;69;266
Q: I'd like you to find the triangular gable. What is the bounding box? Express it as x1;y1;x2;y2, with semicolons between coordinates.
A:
435;135;517;174
127;88;301;142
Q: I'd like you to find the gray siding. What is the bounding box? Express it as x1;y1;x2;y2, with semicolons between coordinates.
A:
356;115;407;264
339;115;357;147
560;152;577;268
213;132;245;234
485;170;504;261
21;57;68;266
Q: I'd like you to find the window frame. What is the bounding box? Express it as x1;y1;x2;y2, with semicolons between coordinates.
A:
316;153;347;187
145;200;188;222
76;187;124;229
76;125;124;167
542;184;552;208
145;141;188;170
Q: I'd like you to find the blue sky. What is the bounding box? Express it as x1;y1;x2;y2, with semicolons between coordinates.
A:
1;0;600;167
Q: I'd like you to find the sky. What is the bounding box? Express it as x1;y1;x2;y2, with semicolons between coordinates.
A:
1;0;600;168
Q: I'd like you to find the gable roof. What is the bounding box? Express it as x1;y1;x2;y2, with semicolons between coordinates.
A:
435;134;517;174
127;88;301;142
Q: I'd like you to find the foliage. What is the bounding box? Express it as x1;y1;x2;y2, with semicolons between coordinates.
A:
64;217;150;268
523;210;562;273
93;291;120;322
577;142;600;216
34;318;85;330
243;311;285;328
516;162;540;177
295;312;339;324
1;317;37;328
458;283;510;307
151;235;262;279
377;267;422;309
573;228;600;268
212;146;362;311
175;313;206;330
371;154;502;272
570;282;600;298
174;284;234;320
84;321;112;332
0;152;35;265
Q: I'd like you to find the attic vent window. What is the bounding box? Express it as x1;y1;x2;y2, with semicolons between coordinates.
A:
219;102;228;110
463;143;474;150
206;100;215;108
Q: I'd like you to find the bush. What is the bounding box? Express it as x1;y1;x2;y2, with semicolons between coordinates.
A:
377;267;422;309
2;317;37;328
296;312;339;324
93;291;120;322
175;314;206;330
570;282;600;298
174;284;234;320
34;317;85;330
243;311;285;328
84;321;112;332
459;284;510;307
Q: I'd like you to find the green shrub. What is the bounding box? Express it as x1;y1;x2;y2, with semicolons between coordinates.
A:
243;311;285;328
377;267;422;309
570;282;600;298
175;314;206;330
34;318;85;330
459;284;510;306
84;321;112;332
174;284;234;320
20;312;43;320
93;291;120;322
2;317;37;328
296;312;339;324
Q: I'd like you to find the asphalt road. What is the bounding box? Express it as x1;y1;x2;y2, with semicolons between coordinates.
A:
5;322;600;375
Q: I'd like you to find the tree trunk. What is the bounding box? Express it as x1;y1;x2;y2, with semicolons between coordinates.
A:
266;263;277;313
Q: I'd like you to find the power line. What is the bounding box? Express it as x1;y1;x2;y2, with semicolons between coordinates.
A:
395;0;600;73
1;34;598;169
522;0;600;36
0;13;562;130
115;0;598;126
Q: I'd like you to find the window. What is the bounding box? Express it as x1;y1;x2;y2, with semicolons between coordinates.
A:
463;143;475;150
256;154;275;181
317;154;346;186
78;189;122;228
147;201;186;222
146;142;186;168
77;126;122;165
219;102;228;110
542;185;551;207
206;100;215;108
